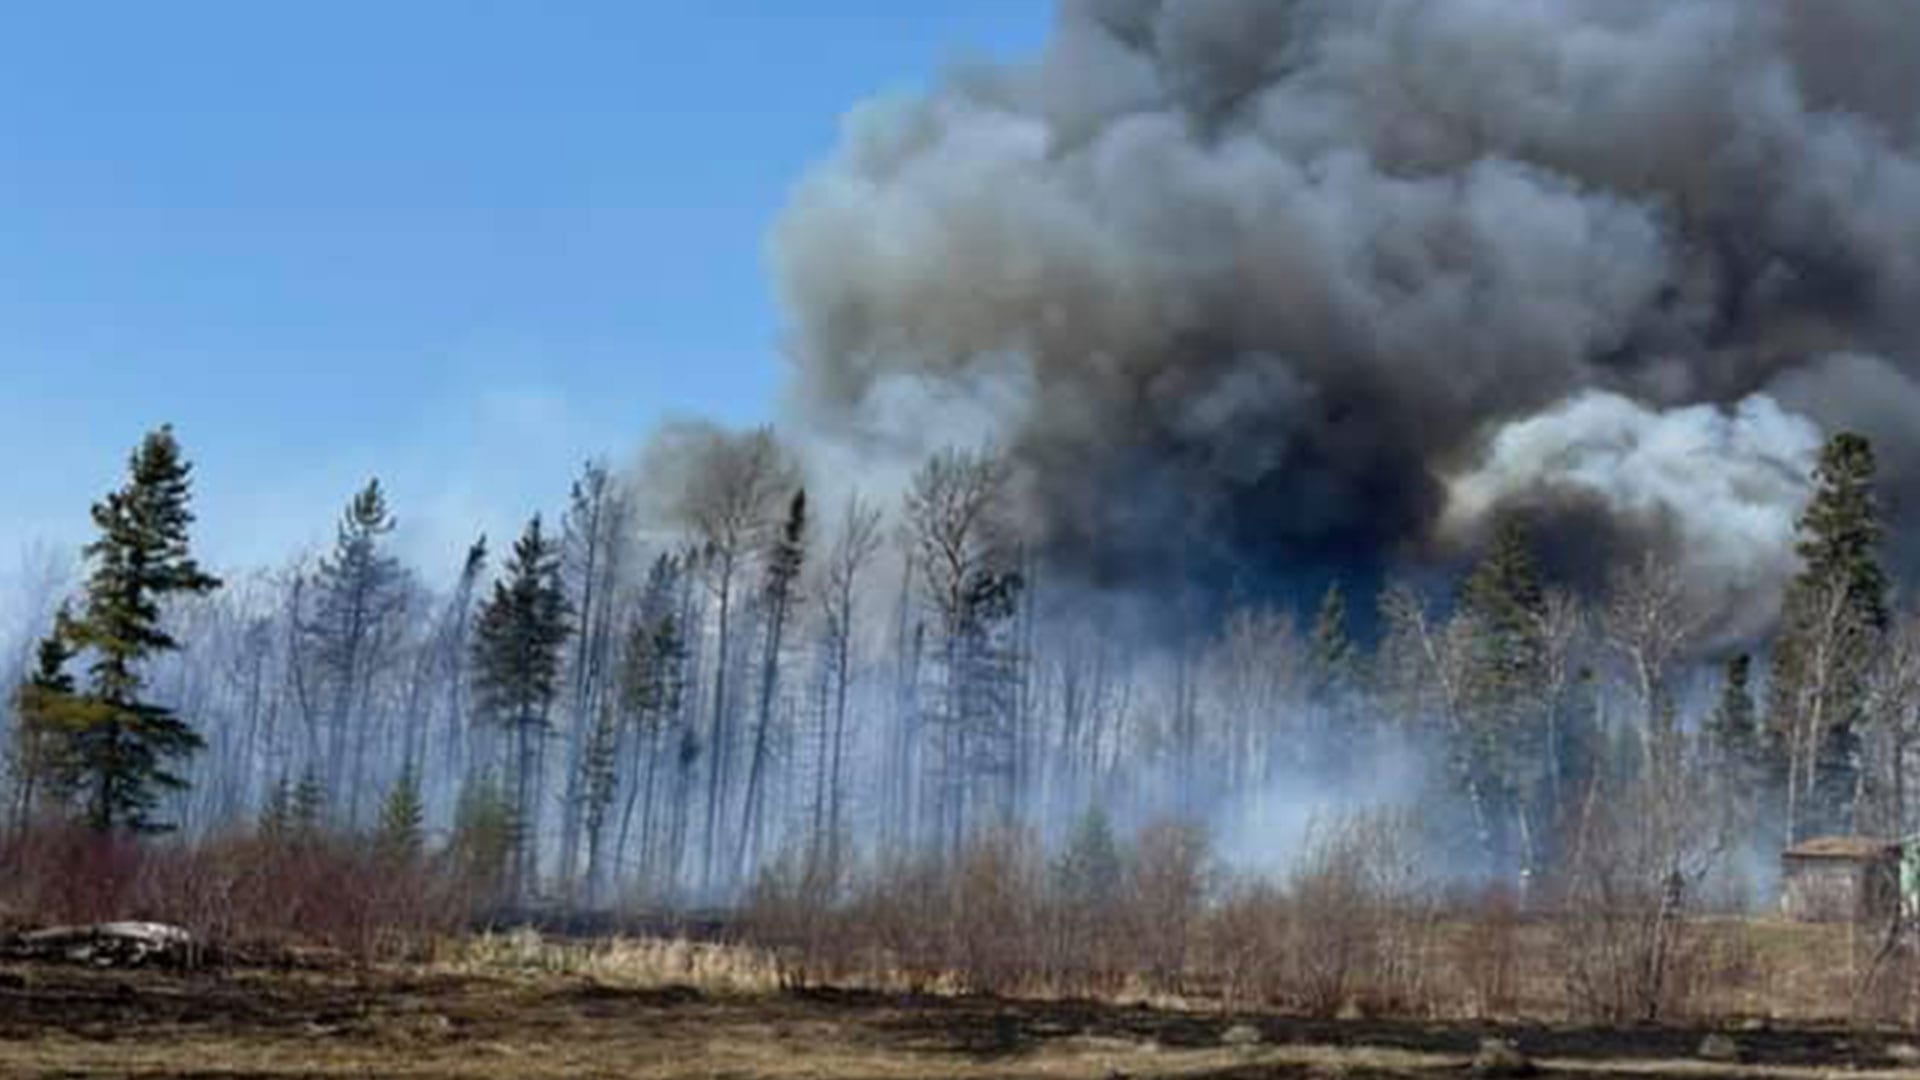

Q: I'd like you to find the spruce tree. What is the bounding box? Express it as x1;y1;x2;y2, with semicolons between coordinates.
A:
1768;432;1887;837
471;515;572;902
376;767;425;865
1706;654;1762;840
259;774;294;841
1461;515;1549;680
451;774;516;905
1054;804;1123;906
1052;805;1124;977
1706;654;1758;769
611;566;690;894
577;697;621;903
54;426;223;832
290;767;328;839
1794;434;1887;633
1456;513;1549;879
9;607;83;827
1308;582;1355;704
303;478;407;825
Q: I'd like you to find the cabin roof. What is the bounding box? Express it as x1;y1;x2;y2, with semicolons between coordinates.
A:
1783;836;1902;860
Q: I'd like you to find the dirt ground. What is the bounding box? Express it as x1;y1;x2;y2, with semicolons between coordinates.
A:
6;962;1920;1080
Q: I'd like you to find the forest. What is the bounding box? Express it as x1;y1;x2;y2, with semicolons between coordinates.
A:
17;0;1920;1045
1;416;1912;1024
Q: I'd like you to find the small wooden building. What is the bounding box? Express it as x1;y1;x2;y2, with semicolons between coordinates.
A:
1780;836;1903;922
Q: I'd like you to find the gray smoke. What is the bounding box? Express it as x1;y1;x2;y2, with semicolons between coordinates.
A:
771;0;1920;606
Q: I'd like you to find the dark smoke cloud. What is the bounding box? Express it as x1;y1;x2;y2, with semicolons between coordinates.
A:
770;0;1920;613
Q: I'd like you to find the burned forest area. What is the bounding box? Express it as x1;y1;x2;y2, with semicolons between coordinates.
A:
20;0;1920;1077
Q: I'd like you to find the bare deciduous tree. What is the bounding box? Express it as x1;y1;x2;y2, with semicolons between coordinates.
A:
813;494;882;870
665;426;796;892
1601;555;1701;781
903;447;1018;852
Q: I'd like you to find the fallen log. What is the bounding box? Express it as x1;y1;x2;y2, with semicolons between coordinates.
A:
2;922;196;968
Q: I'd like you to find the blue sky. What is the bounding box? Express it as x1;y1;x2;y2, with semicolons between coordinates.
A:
0;2;1048;580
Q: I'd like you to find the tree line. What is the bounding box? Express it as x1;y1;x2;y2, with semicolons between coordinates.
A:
2;422;1909;910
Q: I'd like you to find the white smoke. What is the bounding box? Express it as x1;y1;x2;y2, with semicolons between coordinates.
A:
1444;390;1821;640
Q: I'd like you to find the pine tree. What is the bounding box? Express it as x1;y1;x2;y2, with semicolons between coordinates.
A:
377;767;425;865
1456;513;1550;879
1698;653;1763;847
1769;432;1887;838
1306;582;1358;780
577;697;621;904
53;426;223;832
471;516;572;903
450;774;515;906
557;461;628;899
1461;516;1549;679
611;564;691;895
303;478;408;826
1054;804;1123;906
290;767;328;839
1706;654;1757;769
1307;582;1355;704
259;774;293;841
1794;434;1887;633
1052;805;1124;978
9;608;83;828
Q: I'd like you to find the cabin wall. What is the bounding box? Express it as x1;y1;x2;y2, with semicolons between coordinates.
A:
1781;858;1898;922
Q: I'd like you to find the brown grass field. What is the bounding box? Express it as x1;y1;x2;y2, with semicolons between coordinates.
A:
7;925;1920;1080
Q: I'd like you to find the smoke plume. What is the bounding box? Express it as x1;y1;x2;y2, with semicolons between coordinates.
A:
771;0;1920;613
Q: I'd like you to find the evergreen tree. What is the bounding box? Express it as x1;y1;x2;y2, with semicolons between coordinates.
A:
290;767;328;838
1306;582;1359;780
577;697;621;904
1705;654;1758;769
303;478;408;825
1307;582;1355;704
1456;513;1550;879
376;766;425;864
471;515;572;902
259;774;293;841
53;426;223;832
9;608;83;827
1794;434;1888;633
557;460;628;898
1461;515;1549;682
1769;432;1887;837
450;774;515;906
1051;805;1124;978
1054;804;1123;905
611;563;691;895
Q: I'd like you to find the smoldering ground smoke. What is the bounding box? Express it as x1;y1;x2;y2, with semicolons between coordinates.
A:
771;0;1920;625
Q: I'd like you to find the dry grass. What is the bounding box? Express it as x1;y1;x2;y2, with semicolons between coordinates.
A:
439;927;787;995
15;949;1920;1080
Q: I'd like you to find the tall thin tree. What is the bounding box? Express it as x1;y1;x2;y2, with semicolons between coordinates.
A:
471;516;572;904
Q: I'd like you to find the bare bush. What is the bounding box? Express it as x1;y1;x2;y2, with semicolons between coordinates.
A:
743;844;852;988
1202;879;1291;1008
1453;886;1522;1019
1554;771;1721;1023
950;828;1043;995
1125;821;1208;992
0;822;468;964
1280;812;1440;1017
